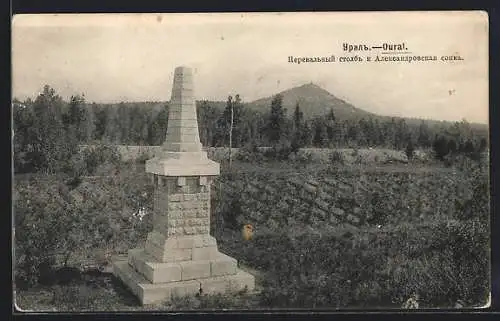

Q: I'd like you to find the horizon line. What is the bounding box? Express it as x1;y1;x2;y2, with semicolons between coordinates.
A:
11;81;489;126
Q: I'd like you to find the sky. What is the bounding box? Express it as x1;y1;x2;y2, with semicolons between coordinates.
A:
12;12;489;123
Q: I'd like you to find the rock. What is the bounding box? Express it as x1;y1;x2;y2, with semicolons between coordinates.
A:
332;207;345;216
304;183;317;194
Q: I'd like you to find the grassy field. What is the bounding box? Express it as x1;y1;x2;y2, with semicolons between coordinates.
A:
14;150;490;311
15;269;263;311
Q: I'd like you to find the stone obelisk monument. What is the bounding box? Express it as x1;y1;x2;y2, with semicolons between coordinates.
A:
113;66;255;305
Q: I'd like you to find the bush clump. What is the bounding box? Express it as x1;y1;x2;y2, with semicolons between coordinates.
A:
236;141;264;163
263;142;294;161
81;144;122;175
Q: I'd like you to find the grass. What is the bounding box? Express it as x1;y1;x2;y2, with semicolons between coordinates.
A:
17;217;488;311
14;150;490;311
15;271;262;311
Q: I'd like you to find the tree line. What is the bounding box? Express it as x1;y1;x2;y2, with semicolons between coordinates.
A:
13;85;488;174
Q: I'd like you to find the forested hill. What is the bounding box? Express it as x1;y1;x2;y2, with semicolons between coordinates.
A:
81;100;227;119
244;83;487;130
246;83;375;120
13;85;488;158
80;83;487;131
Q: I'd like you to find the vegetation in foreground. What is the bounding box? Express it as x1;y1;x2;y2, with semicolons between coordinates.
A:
14;153;489;310
14;85;488;175
13;85;490;311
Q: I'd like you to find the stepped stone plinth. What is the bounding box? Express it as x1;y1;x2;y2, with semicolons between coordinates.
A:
112;66;255;305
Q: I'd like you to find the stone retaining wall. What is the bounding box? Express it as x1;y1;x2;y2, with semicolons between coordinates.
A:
79;145;413;164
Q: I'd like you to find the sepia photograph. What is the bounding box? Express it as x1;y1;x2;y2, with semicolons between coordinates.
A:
12;12;490;311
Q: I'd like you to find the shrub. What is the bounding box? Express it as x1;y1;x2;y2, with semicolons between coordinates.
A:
290;138;301;155
354;154;364;165
82;149;99;175
15;179;68;287
264;141;293;161
61;153;88;188
136;152;150;164
296;150;313;164
405;142;415;160
433;136;451;160
82;144;122;175
14;175;122;288
329;151;345;165
236;141;263;163
218;189;244;230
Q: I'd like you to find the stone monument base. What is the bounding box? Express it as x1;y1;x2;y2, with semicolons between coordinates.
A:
112;66;256;306
112;244;256;305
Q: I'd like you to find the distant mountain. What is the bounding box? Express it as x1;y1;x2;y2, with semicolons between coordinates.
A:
245;83;375;120
81;83;487;132
244;83;488;132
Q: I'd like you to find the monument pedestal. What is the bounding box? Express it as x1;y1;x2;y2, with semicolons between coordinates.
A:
112;66;255;305
112;175;256;305
113;245;255;305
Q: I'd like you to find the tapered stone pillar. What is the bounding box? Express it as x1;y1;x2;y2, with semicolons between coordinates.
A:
113;66;255;305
